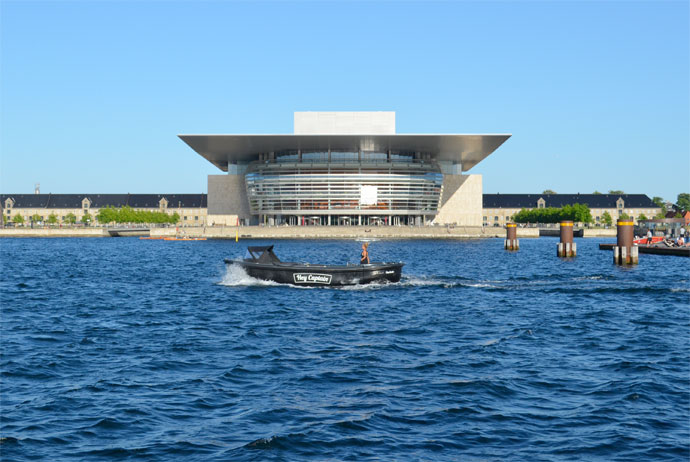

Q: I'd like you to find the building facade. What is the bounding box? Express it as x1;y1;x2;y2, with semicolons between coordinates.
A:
180;112;510;226
482;194;661;227
1;194;207;226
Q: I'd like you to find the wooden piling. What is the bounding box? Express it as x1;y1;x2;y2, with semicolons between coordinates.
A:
613;220;638;265
505;223;519;250
557;220;576;257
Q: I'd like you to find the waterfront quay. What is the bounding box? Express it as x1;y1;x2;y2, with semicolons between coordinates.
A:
0;225;620;239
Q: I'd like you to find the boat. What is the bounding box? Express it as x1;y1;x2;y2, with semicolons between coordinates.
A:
139;236;165;240
225;245;404;286
633;236;663;245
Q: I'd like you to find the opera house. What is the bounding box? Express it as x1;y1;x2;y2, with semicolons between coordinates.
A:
180;112;510;227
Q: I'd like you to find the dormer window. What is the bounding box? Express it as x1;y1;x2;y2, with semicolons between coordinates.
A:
4;198;14;210
537;197;546;209
159;197;168;211
616;198;624;210
82;198;91;210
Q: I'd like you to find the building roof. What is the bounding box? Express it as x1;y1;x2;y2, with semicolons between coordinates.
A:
2;194;207;209
178;134;511;172
482;194;659;209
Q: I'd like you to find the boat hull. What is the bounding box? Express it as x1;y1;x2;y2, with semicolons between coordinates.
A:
225;260;403;286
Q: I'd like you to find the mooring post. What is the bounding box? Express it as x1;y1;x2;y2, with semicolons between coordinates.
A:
505;223;519;250
557;220;576;257
613;219;638;265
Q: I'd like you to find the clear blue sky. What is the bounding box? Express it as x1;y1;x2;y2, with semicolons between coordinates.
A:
1;1;688;202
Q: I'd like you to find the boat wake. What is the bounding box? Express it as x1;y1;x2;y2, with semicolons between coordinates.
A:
218;264;283;287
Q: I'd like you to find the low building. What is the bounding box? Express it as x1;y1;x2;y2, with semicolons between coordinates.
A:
639;218;686;237
1;194;207;226
482;193;660;227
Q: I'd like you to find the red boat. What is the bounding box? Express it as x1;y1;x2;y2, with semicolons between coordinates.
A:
634;236;663;245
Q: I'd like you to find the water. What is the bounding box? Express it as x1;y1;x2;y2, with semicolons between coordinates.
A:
1;237;688;461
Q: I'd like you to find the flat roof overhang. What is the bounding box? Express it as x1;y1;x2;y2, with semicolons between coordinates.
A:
179;134;511;172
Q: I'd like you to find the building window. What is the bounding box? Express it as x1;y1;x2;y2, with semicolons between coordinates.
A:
194;216;198;221
483;216;487;221
184;216;187;221
494;216;499;221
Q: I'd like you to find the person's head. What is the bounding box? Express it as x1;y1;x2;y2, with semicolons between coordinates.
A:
362;242;369;250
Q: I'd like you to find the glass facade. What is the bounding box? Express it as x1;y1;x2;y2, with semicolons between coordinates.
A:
244;154;443;225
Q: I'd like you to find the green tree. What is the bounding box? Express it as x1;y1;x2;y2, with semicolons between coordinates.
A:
572;203;593;223
512;204;592;224
608;190;625;195
651;196;667;217
542;189;557;195
47;213;58;225
12;214;25;224
674;212;682;218
65;212;77;224
619;212;631;220
638;213;648;221
81;212;92;225
676;193;690;211
601;211;613;226
592;190;603;195
96;207;117;224
31;213;41;223
93;206;179;224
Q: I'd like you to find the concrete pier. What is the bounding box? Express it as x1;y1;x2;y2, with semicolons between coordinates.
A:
504;223;519;250
613;220;638;265
0;225;543;240
557;220;576;257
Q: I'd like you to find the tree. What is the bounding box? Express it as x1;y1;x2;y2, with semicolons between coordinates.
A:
12;214;24;224
96;207;117;224
638;213;648;221
677;193;690;211
81;212;92;225
511;203;592;224
31;213;41;223
601;211;613;226
619;212;631;220
651;196;667;217
65;213;77;224
542;189;557;195
47;213;58;225
674;212;682;218
608;190;625;195
592;190;603;195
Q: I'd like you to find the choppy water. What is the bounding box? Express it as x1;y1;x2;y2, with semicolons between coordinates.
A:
1;237;688;461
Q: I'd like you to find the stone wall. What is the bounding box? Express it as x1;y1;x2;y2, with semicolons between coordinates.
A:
208;175;251;219
0;228;107;237
150;225;540;240
434;174;482;226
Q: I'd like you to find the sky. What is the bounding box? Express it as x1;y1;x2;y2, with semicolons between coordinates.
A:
1;0;688;202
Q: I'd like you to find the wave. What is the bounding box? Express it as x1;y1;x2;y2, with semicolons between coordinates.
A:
217;264;283;287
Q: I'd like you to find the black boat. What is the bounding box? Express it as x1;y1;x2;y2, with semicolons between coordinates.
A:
225;245;404;286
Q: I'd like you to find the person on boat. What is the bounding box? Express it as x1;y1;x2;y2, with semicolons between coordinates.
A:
646;229;653;245
360;242;370;264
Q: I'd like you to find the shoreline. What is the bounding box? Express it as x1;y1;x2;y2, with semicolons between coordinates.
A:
0;226;617;239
